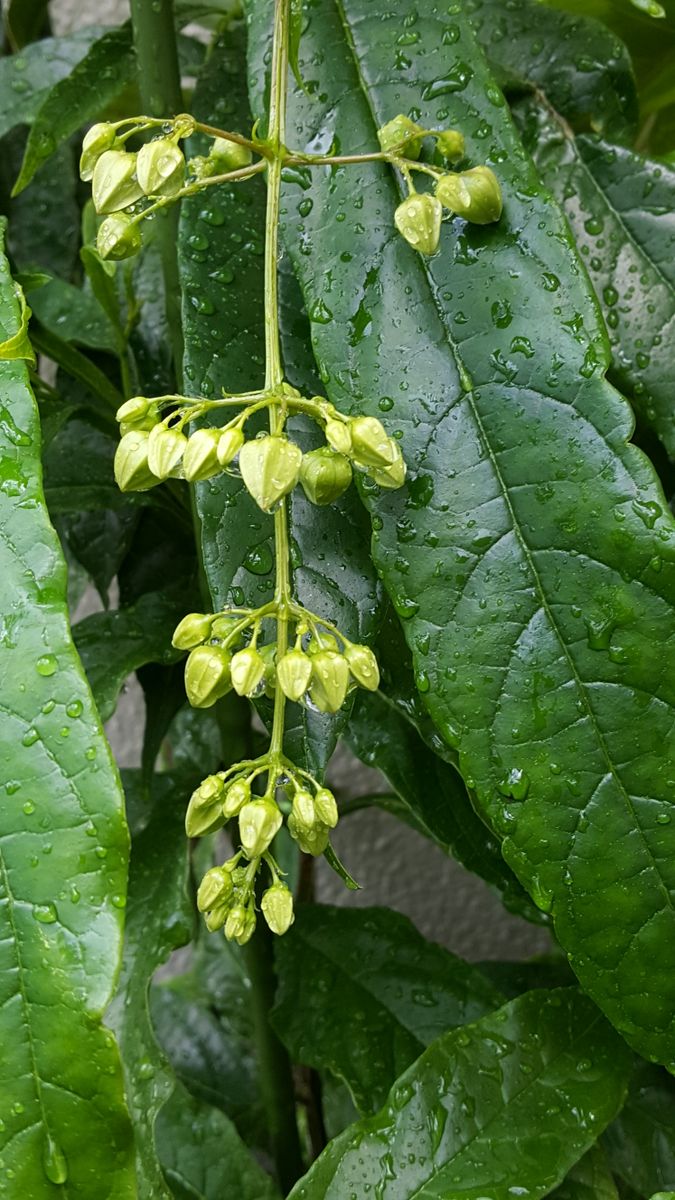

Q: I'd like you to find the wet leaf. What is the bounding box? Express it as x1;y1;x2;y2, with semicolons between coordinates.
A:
272;904;503;1113
0;28;103;139
550;1145;619;1199
604;1061;675;1194
0;219;135;1195
27;276;119;355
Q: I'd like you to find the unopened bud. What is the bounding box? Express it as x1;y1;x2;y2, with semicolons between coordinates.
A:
114;430;158;492
309;651;350;713
208;137;253;173
314;788;339;828
394;192;442;255
292;789;316;831
239;435;302;512
137;137;185;197
349;416;396;469
259;642;278;697
92;149;144;214
197;865;234;912
183;427;222;482
116;396;158;432
239;799;282;859
300;447;352;505
377;114;425;160
435;165;502;224
80;122;118;182
147;424;188;479
172;612;213;650
97;212;142;261
288;813;330;856
211;615;241;643
225;903;256;945
231;647;266;697
277;649;312;702
205;902;231;932
344;643;380;691
217;426;245;466
325;419;352;455
184;644;232;708
222;778;251;818
435;129;465;161
367;443;406;489
185;774;226;837
261;883;294;935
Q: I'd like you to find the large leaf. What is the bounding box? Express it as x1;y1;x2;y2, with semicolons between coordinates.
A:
604;1062;675;1194
272;905;503;1113
107;772;193;1198
246;0;675;1065
0;28;102;139
519;101;675;458
0;131;80;280
27;277;119;354
13;24;135;195
551;1146;619;1200
0;223;134;1194
288;988;631;1199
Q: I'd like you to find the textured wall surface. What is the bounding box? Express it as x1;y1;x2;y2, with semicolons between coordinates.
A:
55;0;550;964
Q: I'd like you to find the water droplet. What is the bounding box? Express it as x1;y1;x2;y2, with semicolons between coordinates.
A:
66;700;83;719
43;1135;68;1185
33;903;57;924
497;767;530;801
36;654;57;677
308;297;333;324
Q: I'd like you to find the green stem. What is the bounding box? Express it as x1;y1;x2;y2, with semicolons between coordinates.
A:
130;0;184;382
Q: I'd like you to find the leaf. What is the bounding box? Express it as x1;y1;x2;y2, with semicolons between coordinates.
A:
347;690;543;922
0;28;103;139
287;988;631;1200
27;276;120;354
31;324;124;412
42;413;134;513
54;507;140;604
470;0;638;141
289;0;305;90
551;1146;619;1199
13;24;136;196
155;1088;281;1200
0;277;34;363
0;218;135;1194
603;1061;675;1194
247;0;675;1065
107;772;193;1198
73;588;186;720
4;0;49;50
0;131;80;279
272;904;503;1113
519;100;675;458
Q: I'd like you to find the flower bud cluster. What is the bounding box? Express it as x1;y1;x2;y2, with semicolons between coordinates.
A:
196;855;295;944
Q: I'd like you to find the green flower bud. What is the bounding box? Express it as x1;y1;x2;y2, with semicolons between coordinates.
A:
222;778;251;819
435;165;502;224
325;419;352;456
349;416;397;469
239;435;303;512
183;427;222;482
231;646;266;697
116;396;159;433
314;787;339;829
217;426;245;466
114;430;159;493
292;789;316;831
208;136;253;173
367;443;407;489
172;612;213;650
288;813;330;856
147;424;188;479
261;883;294;935
277;649;313;702
435;129;465;162
300;446;352;505
309;651;350;713
211;615;242;643
137;137;185;197
184;644;232;708
344;643;380;691
185;774;226;837
197;865;234;912
394;192;442;255
225;903;256;946
205;902;231;932
97;212;142;261
307;632;340;655
92;149;144;214
239;799;282;859
259;642;278;697
80;122;118;182
377;114;425;160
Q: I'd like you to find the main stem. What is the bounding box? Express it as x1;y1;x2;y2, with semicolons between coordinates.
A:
246;3;304;1192
130;0;184;380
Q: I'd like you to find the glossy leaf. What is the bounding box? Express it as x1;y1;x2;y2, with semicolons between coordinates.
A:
0;28;102;139
247;0;675;1065
31;326;124;413
55;507;140;604
551;1146;619;1200
14;24;135;195
0;132;80;280
604;1061;675;1194
43;413;133;513
272;904;503;1112
27;277;119;354
4;0;49;50
520;101;675;457
73;588;186;720
288;988;632;1200
0;222;135;1194
108;772;193;1198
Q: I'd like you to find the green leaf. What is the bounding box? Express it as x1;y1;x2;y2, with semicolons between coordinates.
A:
42;413;132;513
73;589;186;720
288;988;631;1200
107;772;193;1198
13;24;135;196
27;276;120;354
551;1146;619;1199
155;1088;281;1200
470;0;638;141
4;0;49;50
248;0;675;1065
31;324;124;412
0;28;103;139
272;904;503;1113
519;101;675;457
348;691;543;922
0;275;34;363
0;131;80;279
0;219;135;1195
603;1061;675;1195
54;507;140;604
